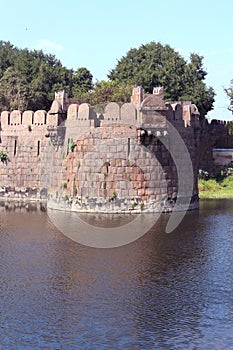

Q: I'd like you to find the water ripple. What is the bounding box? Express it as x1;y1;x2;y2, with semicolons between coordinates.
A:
1;199;233;349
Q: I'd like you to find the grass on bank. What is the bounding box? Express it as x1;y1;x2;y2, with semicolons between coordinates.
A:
198;175;233;198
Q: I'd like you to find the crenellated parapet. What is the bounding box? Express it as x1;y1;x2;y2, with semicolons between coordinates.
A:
0;86;231;208
0;109;59;130
209;119;233;149
1;87;231;138
0;86;202;132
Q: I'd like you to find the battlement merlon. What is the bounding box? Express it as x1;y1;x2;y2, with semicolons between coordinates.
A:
1;87;232;133
0;86;231;208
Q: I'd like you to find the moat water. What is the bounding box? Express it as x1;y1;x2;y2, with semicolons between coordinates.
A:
1;199;233;349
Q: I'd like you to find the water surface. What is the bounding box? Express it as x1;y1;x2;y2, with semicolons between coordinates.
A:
1;200;233;349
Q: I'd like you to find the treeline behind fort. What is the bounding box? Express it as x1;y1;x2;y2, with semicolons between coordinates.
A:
0;40;217;118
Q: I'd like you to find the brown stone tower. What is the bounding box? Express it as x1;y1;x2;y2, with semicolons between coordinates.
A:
131;86;144;106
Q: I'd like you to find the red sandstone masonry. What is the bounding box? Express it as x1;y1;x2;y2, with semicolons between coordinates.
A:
0;88;232;209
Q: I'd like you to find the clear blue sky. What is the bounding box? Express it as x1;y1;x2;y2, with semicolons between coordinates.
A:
2;0;233;120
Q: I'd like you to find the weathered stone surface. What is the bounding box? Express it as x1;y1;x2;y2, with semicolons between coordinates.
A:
50;100;62;114
47;113;58;126
1;111;10;128
67;103;79;120
0;88;232;212
103;102;120;124
121;103;137;124
34;110;47;125
10;110;22;125
77;103;91;126
22;111;34;126
213;148;233;166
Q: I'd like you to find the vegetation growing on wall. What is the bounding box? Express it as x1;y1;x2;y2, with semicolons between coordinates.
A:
70;139;76;152
0;151;8;163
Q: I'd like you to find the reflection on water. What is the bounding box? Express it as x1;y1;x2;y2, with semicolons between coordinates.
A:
47;209;160;248
78;212;136;227
1;199;233;349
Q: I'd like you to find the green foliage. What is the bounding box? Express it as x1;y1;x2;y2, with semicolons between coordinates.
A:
216;161;233;181
140;202;144;210
0;41;94;112
0;41;16;77
0;67;30;110
110;191;117;200
199;163;233;193
0;150;8;162
198;179;221;192
72;67;93;99
63;182;67;189
199;175;233;198
224;78;233;112
73;185;78;196
0;40;215;116
92;103;106;114
221;175;233;188
85;80;133;105
108;42;215;117
199;164;233;196
70;138;76;152
131;201;137;209
227;121;233;135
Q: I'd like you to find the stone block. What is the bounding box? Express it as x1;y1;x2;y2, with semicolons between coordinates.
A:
34;110;47;125
116;144;125;153
117;167;125;174
47;113;59;126
1;111;10;129
50;100;62;114
10;110;22;125
137;188;146;196
22;111;34;126
128;189;136;197
103;102;120;124
67;103;79;120
77;103;91;126
130;173;137;181
121;103;137;124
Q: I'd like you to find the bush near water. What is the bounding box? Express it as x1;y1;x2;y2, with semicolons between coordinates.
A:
198;162;233;198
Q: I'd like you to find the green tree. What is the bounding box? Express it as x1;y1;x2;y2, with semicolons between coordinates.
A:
85;80;133;105
0;41;17;78
0;67;30;111
0;41;95;111
29;62;73;110
225;81;233;113
72;67;93;99
179;53;215;117
108;42;215;117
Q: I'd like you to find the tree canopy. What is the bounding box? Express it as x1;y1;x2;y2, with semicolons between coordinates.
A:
84;80;133;106
0;40;216;117
108;42;215;117
72;67;94;98
0;40;94;111
225;81;233;113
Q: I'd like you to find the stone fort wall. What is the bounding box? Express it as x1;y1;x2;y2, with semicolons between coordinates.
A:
0;87;232;211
